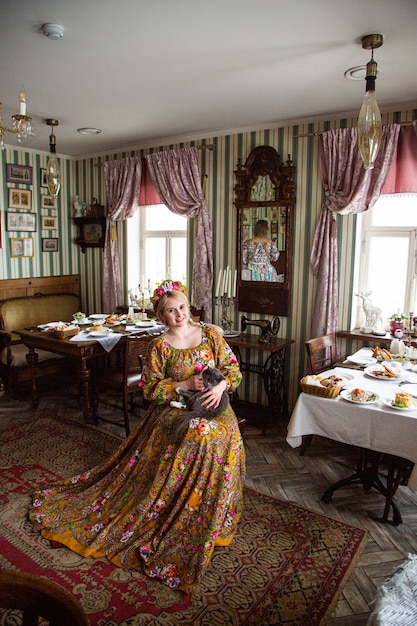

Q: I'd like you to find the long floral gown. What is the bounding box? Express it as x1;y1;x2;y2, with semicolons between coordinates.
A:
242;239;280;281
29;324;245;593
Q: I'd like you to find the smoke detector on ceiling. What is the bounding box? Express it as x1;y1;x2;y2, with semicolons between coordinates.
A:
42;23;64;40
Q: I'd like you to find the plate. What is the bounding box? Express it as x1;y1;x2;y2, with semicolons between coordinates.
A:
398;384;417;398
340;389;380;404
364;365;407;380
89;314;107;320
133;320;155;327
346;355;377;366
224;330;240;338
89;329;113;337
381;397;417;411
319;369;355;383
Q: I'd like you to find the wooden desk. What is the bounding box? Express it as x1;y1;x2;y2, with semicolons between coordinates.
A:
226;333;294;434
16;328;156;424
287;366;417;524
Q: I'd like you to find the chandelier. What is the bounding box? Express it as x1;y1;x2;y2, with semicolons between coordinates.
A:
357;34;383;170
45;119;61;198
0;86;37;149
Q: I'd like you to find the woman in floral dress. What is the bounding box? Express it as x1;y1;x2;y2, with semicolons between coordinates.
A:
29;280;245;593
242;219;280;281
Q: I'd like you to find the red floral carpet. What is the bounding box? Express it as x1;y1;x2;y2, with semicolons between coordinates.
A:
0;415;368;625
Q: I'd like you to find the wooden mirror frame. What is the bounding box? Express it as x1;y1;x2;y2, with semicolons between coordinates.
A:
234;146;295;316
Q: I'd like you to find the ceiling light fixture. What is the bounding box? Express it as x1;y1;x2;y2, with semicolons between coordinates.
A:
42;23;64;40
45;119;61;198
77;127;102;135
357;33;383;170
0;85;37;149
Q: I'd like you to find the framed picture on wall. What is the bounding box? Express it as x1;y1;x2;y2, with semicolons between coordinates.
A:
10;237;34;258
6;164;33;185
6;212;37;232
41;216;57;230
42;237;59;252
8;189;32;210
40;168;48;188
41;195;57;209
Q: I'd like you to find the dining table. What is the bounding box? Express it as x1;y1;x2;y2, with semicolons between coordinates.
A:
287;348;417;525
15;322;163;424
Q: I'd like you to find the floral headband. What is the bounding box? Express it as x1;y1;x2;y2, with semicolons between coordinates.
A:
151;280;188;309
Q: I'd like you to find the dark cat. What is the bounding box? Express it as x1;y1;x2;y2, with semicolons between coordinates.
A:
171;366;230;442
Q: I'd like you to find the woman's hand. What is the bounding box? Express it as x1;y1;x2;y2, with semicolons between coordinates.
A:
200;380;227;409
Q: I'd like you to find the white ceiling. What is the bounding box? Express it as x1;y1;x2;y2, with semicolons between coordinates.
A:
1;0;416;158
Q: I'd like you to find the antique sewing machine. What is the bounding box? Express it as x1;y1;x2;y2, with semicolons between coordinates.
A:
241;315;280;344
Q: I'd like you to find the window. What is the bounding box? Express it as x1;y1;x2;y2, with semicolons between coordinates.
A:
127;205;187;297
355;193;417;326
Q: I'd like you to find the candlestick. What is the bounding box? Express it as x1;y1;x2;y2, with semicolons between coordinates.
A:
233;269;237;298
19;85;26;116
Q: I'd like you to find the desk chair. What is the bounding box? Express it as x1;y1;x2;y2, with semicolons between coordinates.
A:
300;332;338;455
0;570;89;626
94;334;152;436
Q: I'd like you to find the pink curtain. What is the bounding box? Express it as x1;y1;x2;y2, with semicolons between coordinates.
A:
310;125;400;338
102;157;142;313
145;147;213;321
382;122;417;193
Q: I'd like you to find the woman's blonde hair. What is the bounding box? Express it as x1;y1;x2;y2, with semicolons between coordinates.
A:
253;219;269;238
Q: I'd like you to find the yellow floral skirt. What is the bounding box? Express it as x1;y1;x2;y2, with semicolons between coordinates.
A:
29;403;246;593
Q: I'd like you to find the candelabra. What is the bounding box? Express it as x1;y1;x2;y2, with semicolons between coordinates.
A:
215;293;236;332
128;287;150;318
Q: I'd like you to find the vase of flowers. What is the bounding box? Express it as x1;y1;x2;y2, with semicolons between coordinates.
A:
389;314;407;336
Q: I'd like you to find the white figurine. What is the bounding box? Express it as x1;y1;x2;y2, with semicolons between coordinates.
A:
74;195;87;217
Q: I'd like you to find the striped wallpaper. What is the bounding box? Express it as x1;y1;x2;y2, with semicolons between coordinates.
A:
1;106;415;412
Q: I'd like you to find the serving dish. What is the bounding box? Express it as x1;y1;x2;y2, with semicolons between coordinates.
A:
364;365;407;380
340;389;379;404
346;355;377;366
381;397;417;411
319;369;355;384
89;329;114;337
89;314;107;320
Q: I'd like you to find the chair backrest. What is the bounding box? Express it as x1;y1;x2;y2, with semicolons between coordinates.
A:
305;333;338;374
0;570;89;626
125;334;154;379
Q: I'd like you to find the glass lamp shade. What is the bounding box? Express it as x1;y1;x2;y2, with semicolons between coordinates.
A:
357;89;382;170
46;154;61;197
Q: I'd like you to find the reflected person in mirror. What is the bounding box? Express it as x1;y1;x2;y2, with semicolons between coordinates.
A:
242;219;280;281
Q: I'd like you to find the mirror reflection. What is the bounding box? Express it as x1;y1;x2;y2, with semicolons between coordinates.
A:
234;146;295;317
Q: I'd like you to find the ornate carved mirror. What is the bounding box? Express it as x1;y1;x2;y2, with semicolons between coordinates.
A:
234;146;295;316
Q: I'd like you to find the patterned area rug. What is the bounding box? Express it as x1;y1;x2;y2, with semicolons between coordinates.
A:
0;414;368;625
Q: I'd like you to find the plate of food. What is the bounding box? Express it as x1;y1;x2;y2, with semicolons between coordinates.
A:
340;388;379;404
382;392;417;411
319;369;355;384
364;364;407;380
88;328;114;337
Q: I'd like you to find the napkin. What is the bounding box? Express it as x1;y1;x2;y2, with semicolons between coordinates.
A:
70;330;122;353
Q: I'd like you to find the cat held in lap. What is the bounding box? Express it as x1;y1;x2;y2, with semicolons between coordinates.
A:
171;366;230;442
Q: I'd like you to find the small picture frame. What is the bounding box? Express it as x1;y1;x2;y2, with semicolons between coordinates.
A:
270;221;278;235
6;211;37;232
42;237;59;252
40;168;48;188
10;237;34;258
243;208;250;224
6;163;33;185
41;195;57;209
8;188;32;210
41;216;57;230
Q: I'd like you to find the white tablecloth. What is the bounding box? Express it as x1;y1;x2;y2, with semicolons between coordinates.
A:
287;365;417;492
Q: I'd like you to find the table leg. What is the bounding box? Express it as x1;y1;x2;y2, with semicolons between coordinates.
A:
321;449;403;525
77;355;95;424
25;347;39;409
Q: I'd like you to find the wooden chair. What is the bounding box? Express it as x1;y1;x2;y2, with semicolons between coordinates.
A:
0;570;89;626
93;334;153;436
305;332;338;375
300;333;339;455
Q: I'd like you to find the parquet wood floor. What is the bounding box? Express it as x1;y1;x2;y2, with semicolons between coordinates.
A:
2;380;416;625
